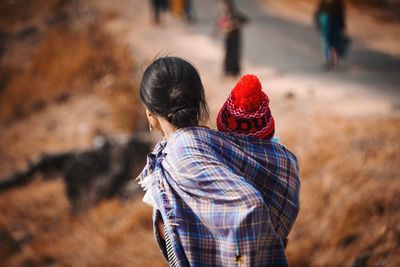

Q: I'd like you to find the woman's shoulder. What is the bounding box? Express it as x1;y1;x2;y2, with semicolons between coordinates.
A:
163;127;219;172
165;127;297;159
164;127;241;159
166;127;216;150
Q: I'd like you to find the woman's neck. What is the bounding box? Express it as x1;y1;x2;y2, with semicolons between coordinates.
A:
158;118;177;140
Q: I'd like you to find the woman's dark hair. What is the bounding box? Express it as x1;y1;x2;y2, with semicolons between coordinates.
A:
140;56;209;129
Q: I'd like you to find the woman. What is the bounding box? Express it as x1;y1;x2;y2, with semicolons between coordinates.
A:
315;0;347;68
138;57;300;266
150;0;169;24
217;0;248;77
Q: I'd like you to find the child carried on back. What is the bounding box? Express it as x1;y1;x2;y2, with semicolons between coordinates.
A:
217;74;279;142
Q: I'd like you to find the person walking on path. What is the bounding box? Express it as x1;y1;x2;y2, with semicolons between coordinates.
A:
150;0;169;24
183;0;194;23
138;56;301;266
216;0;248;77
170;0;194;23
315;0;348;69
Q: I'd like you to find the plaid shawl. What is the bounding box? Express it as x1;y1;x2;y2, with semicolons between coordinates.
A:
138;127;300;267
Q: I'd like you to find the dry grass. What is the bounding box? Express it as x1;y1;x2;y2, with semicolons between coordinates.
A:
0;24;138;129
282;115;400;267
0;0;143;176
0;179;166;267
0;0;140;132
0;0;60;31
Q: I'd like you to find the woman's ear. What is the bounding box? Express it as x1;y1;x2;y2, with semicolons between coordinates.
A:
145;108;152;120
146;108;161;131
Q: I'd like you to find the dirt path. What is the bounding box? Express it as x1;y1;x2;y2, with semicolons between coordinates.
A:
92;0;400;133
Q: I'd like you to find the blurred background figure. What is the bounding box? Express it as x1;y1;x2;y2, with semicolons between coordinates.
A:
216;0;248;77
170;0;184;18
184;0;194;23
170;0;194;22
150;0;169;24
315;0;348;69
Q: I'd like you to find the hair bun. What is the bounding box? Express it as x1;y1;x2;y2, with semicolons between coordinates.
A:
167;106;198;128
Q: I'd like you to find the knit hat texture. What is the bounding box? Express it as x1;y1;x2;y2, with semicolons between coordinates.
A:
217;74;275;139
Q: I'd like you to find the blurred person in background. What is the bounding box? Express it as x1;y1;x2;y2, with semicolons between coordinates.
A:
216;0;248;77
150;0;169;24
184;0;194;23
170;0;184;18
170;0;194;22
315;0;348;69
138;57;300;266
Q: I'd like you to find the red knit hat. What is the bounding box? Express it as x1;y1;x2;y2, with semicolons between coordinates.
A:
217;74;275;139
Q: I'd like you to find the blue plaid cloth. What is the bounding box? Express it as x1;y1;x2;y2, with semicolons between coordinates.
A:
138;127;300;267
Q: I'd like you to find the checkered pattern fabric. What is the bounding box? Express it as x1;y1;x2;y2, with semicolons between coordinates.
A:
138;127;301;267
